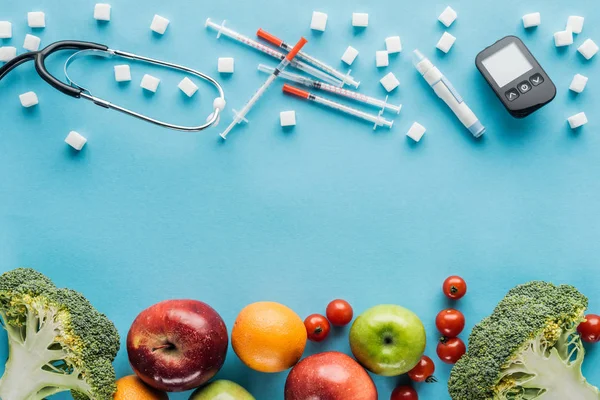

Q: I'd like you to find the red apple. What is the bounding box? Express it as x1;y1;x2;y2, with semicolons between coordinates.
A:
127;299;228;392
285;352;377;400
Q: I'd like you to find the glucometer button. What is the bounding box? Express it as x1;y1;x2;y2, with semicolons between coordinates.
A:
518;81;532;94
530;73;544;86
505;88;520;102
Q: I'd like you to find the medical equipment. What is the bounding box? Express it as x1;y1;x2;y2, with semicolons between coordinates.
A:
256;28;360;88
220;38;308;140
258;64;401;114
0;40;226;131
282;84;394;129
205;19;343;87
414;49;485;137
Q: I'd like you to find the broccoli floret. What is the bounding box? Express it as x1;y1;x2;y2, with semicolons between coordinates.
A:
0;268;120;400
448;281;600;400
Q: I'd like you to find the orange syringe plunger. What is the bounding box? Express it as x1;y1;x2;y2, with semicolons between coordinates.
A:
257;28;284;47
286;37;308;61
283;84;310;99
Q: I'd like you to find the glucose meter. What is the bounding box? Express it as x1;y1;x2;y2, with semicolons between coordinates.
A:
476;36;556;118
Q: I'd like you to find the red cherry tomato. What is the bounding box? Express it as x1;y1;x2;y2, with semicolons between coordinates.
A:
304;314;331;342
437;337;466;364
443;276;467;300
408;355;437;383
390;385;418;400
435;309;466;338
578;314;600;343
326;299;353;326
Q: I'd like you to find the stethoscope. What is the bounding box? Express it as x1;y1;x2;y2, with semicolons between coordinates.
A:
0;40;226;132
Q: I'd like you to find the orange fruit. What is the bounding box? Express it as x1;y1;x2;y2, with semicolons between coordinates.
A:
114;375;169;400
232;301;307;373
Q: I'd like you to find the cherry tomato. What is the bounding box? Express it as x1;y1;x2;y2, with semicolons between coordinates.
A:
437;337;466;364
326;299;353;326
435;309;466;337
390;385;418;400
443;276;467;300
304;314;331;342
578;314;600;343
408;355;437;383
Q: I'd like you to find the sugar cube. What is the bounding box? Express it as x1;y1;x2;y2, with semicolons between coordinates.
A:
567;16;584;34
19;91;38;108
341;46;359;65
140;74;160;92
437;32;456;53
23;34;41;51
218;57;234;73
569;74;588;93
65;131;87;151
94;4;111;21
438;6;457;28
578;39;598;60
376;50;389;67
27;12;45;28
280;110;296;127
522;12;541;28
567;112;588;129
0;46;17;62
150;15;170;34
385;36;402;54
0;21;12;39
380;72;399;92
311;11;328;32
554;30;573;47
352;13;369;27
114;65;131;82
407;122;426;142
178;77;198;97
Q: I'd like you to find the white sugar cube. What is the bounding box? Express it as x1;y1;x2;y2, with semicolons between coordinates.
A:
140;74;160;92
23;34;41;51
578;39;598;60
280;110;296;127
65;131;87;151
0;21;12;39
311;11;328;32
352;13;369;27
150;15;170;34
27;12;45;28
218;57;234;73
0;46;17;62
569;74;588;93
437;32;456;53
554;30;573;47
380;72;399;92
385;36;402;54
568;112;588;129
376;50;389;67
522;12;541;28
19;91;38;108
567;16;584;34
407;122;426;142
438;6;457;28
178;77;198;97
94;4;111;21
341;46;359;65
114;65;131;82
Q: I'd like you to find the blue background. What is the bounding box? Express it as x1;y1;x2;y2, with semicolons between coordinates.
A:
1;0;599;399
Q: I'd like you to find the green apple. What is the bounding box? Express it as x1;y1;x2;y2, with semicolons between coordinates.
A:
349;304;426;376
189;380;255;400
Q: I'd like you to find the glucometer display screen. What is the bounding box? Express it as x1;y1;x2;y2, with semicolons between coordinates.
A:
481;43;533;88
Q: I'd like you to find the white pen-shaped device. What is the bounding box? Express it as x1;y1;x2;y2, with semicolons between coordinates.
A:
413;50;485;138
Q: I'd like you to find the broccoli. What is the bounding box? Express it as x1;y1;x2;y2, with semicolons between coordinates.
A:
0;268;120;400
448;281;600;400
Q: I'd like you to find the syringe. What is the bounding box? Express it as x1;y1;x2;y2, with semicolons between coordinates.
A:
257;28;360;88
258;64;401;115
282;84;394;130
220;38;308;140
205;19;343;87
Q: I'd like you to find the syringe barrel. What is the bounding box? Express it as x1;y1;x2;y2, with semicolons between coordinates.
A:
206;19;285;60
311;95;393;128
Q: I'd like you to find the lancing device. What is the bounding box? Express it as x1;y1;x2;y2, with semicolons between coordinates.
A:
413;50;485;138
